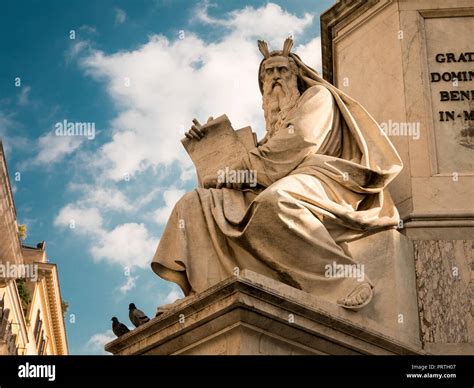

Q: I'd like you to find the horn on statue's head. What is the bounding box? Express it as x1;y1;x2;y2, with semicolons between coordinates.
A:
258;37;294;59
257;40;270;59
282;37;293;56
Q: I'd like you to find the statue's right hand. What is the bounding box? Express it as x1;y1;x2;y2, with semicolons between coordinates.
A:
202;174;245;190
184;116;214;140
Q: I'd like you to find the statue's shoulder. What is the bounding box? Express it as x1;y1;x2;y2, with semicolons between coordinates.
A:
302;84;331;99
297;84;333;109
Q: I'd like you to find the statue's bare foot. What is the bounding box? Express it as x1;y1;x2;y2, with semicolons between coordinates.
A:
337;282;373;311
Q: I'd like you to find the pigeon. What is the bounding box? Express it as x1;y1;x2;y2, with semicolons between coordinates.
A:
129;303;150;327
111;317;130;337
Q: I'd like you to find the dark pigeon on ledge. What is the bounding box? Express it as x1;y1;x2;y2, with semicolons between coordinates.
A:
111;317;130;337
129;303;150;327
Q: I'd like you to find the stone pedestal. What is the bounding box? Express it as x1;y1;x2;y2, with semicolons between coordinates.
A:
345;229;420;344
321;0;473;355
105;267;422;355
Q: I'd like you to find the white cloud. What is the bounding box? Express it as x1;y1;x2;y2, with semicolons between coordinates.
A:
153;189;185;224
86;330;115;355
66;40;91;61
179;164;196;182
79;25;97;35
55;202;157;269
33;132;83;165
195;2;313;46
114;8;127;25
0;112;14;152
54;204;103;235
135;188;161;208
0;111;32;154
163;284;183;304
18;86;31;106
0;111;13;134
90;223;157;268
68;183;134;212
79;2;316;181
88;187;133;212
295;37;322;72
119;275;138;294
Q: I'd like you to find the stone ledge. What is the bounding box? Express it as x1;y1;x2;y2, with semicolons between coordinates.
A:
424;343;474;355
105;270;423;355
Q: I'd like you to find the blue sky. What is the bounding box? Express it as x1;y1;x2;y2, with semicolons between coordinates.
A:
0;0;334;354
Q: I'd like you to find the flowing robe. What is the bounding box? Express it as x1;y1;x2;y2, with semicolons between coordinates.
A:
152;60;402;303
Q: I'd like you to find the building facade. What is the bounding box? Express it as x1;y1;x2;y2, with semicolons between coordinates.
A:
0;142;68;355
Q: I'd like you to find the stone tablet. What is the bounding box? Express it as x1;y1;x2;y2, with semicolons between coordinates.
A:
181;114;255;185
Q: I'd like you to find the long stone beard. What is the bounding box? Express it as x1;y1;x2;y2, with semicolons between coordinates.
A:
262;75;300;139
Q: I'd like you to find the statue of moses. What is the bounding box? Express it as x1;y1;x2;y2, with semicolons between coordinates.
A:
151;38;402;311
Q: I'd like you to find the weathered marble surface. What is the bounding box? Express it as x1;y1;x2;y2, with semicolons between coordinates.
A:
414;240;473;343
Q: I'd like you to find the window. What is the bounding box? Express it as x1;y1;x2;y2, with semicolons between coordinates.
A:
35;318;43;347
33;310;41;343
38;334;46;355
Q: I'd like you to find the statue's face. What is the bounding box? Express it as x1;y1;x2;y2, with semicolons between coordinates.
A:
261;56;300;136
262;56;294;90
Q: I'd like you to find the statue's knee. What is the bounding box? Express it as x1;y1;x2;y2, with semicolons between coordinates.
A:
255;186;284;210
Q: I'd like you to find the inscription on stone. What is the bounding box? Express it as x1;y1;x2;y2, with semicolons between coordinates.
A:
425;16;474;172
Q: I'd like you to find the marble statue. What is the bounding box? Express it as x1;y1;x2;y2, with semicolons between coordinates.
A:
151;38;403;311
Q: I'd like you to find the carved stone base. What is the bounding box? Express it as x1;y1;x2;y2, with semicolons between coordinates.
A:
413;239;473;346
345;229;421;344
105;268;422;355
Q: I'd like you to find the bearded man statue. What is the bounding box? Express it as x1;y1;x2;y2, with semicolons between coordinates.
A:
151;38;403;311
